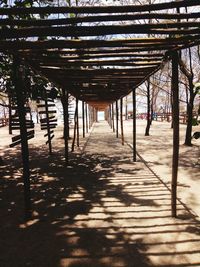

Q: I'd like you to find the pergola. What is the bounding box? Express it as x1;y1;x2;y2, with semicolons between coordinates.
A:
0;0;200;219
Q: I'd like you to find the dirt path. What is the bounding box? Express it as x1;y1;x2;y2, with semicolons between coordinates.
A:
0;121;200;267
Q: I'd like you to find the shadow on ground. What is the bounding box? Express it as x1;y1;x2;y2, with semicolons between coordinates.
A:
1;145;200;267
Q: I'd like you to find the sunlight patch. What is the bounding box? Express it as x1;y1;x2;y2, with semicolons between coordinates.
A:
19;218;39;228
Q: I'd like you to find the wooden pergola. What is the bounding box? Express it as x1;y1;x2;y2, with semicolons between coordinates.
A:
0;0;200;219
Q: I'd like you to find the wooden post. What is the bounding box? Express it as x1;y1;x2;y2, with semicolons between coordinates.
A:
120;98;124;145
8;95;12;135
171;51;179;218
93;107;95;123
13;56;31;219
72;98;78;152
88;105;91;129
145;79;151;136
109;105;112;129
96;108;98;122
61;88;69;163
82;100;85;138
125;96;128;120
92;107;95;124
76;98;79;147
105;108;108;122
116;100;119;138
90;106;92;127
132;89;137;162
85;103;88;133
112;103;115;132
44;97;52;155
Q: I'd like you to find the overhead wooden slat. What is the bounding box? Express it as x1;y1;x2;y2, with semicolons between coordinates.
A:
1;34;200;51
31;58;162;63
23;52;166;60
0;1;199;106
1;12;200;27
1;22;200;39
0;0;199;15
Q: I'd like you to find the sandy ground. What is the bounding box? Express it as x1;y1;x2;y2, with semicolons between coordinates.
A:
0;120;200;267
122;119;200;218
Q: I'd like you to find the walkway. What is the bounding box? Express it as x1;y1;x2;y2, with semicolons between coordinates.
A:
1;121;200;267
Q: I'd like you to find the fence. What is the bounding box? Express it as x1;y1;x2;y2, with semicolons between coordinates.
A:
136;112;196;124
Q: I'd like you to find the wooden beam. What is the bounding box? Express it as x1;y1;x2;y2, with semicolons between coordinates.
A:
31;57;163;63
0;1;199;15
1;34;199;51
40;66;157;74
1;12;200;27
1;22;200;39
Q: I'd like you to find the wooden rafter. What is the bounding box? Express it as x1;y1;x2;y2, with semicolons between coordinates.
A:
0;0;199;15
1;22;200;39
1;12;200;27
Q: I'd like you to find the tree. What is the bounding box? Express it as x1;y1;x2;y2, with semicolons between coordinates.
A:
178;47;200;146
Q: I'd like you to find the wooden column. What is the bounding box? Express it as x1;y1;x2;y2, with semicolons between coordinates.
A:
72;98;78;152
76;98;79;147
44;97;52;155
125;96;128;120
82;101;85;138
104;108;107;122
96;108;98;122
116;100;119;138
112;103;115;132
88;106;91;129
110;105;111;128
132;89;137;162
85;103;88;133
90;106;92;128
120;98;124;145
93;108;96;122
8;95;12;135
171;51;179;218
145;79;151;136
61;88;69;163
13;56;31;219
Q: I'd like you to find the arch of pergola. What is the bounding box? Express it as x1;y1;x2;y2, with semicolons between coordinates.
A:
0;0;199;219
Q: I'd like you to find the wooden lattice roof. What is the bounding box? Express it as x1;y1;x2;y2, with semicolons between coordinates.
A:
0;0;200;108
